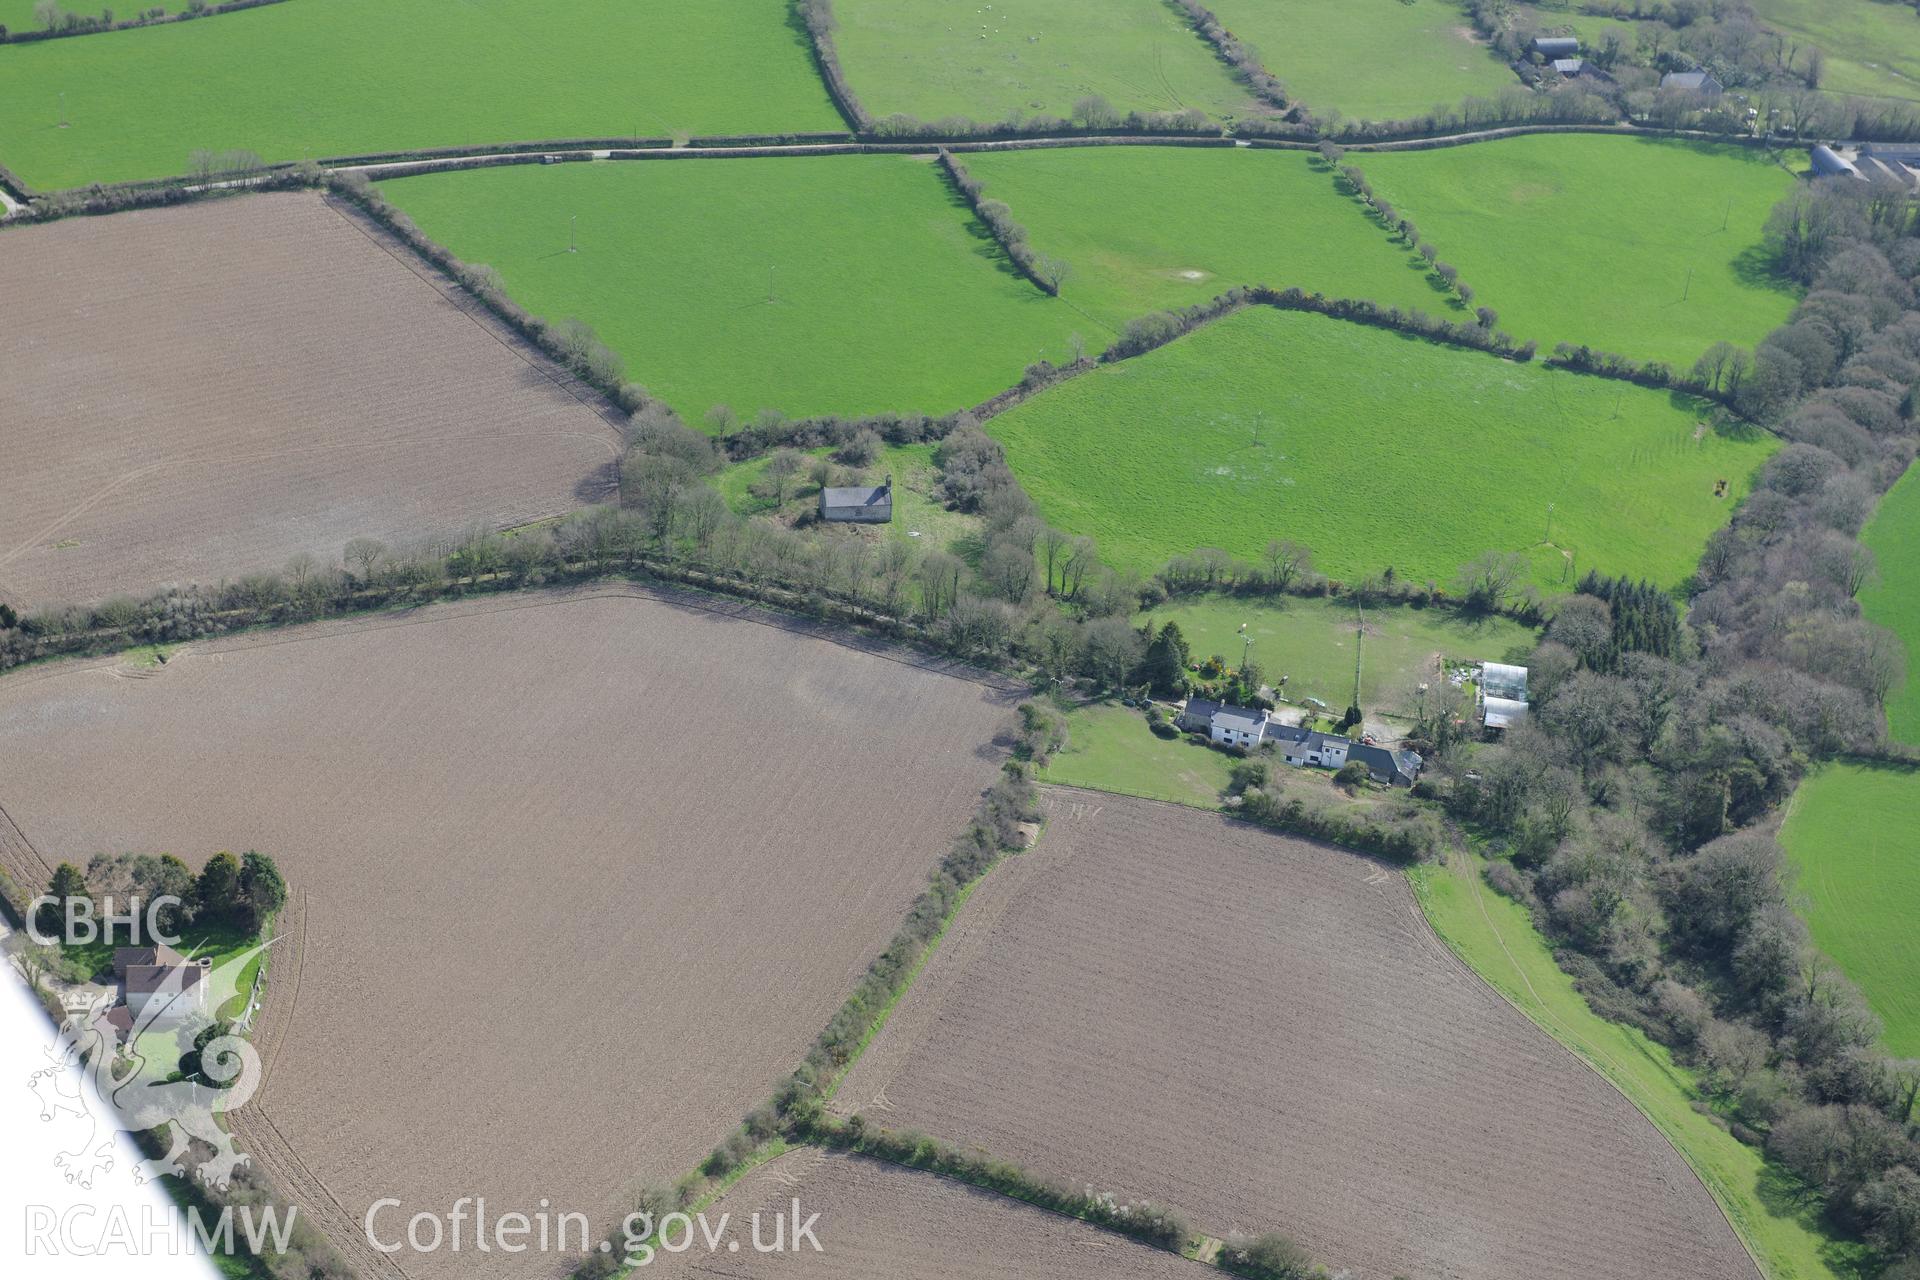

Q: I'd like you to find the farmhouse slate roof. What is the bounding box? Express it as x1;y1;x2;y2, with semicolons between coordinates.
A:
126;959;207;995
1180;698;1222;729
1213;707;1266;735
113;944;186;977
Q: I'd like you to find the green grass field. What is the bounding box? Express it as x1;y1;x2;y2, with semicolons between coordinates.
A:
1141;594;1537;721
1750;0;1920;102
1860;462;1920;744
0;0;840;189
1782;762;1920;1059
1412;849;1864;1280
382;155;1082;422
1362;135;1800;370
988;305;1774;587
831;0;1259;125
717;442;985;560
962;145;1450;333
1037;700;1233;807
1203;0;1518;121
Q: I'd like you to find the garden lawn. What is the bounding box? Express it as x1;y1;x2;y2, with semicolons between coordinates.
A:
1750;0;1920;103
988;306;1774;588
0;0;840;189
1860;462;1920;744
381;155;1080;422
1204;0;1518;121
1141;594;1537;721
962;144;1449;333
1411;849;1864;1280
1362;135;1799;370
1782;762;1920;1059
1036;701;1232;807
831;0;1260;126
717;443;984;561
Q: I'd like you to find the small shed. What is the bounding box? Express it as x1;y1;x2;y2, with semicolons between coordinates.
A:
1533;37;1580;59
1551;57;1584;76
819;476;893;524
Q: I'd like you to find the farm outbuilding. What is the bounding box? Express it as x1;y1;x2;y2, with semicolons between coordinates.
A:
819;477;894;523
1533;37;1579;59
1810;145;1860;180
1479;662;1531;732
1661;70;1724;97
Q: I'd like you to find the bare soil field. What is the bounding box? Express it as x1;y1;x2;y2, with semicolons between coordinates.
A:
0;587;1019;1279
651;1148;1204;1278
0;192;622;613
834;788;1756;1280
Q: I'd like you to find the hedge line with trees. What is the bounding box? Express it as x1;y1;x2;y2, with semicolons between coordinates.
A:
0;0;286;44
1167;0;1292;112
935;149;1067;294
793;0;872;132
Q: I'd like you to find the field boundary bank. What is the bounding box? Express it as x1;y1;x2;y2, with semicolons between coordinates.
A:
1;122;1790;210
10;581;1028;697
316;192;632;434
1413;856;1770;1280
0;0;290;46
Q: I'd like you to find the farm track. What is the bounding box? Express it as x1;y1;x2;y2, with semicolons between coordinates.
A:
0;121;1773;209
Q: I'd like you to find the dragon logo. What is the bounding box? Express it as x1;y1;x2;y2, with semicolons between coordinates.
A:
24;939;273;1194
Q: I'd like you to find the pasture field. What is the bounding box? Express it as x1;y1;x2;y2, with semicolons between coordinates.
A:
1412;848;1861;1280
0;0;839;189
718;443;984;561
1035;701;1233;807
1749;0;1920;102
0;588;1017;1280
1141;594;1538;722
0;192;620;613
381;156;1080;423
961;144;1448;332
1860;462;1920;743
1782;763;1920;1059
1361;135;1799;369
1204;0;1518;121
654;1149;1199;1278
834;788;1757;1280
987;306;1773;587
830;0;1258;126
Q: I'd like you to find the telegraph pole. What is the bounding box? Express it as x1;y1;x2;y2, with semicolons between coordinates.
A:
568;215;577;253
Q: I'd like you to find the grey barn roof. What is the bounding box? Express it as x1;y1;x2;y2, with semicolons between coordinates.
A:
1534;37;1579;57
1661;71;1722;92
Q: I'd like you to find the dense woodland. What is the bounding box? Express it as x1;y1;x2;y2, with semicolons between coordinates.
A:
1448;176;1920;1273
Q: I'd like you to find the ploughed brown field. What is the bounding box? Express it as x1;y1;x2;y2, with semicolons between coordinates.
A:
0;588;1018;1280
834;787;1757;1280
0;192;620;613
651;1148;1205;1278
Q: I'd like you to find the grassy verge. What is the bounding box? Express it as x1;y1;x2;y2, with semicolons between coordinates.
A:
1410;847;1866;1280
